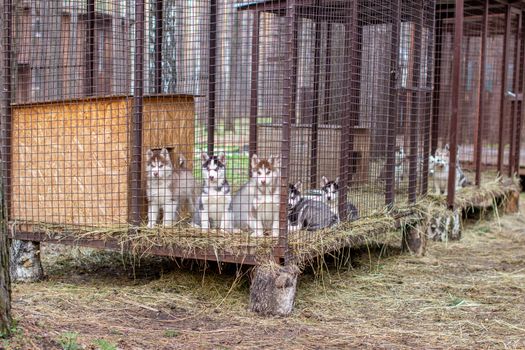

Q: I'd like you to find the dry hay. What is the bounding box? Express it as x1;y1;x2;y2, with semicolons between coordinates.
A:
9;175;520;270
8;199;525;349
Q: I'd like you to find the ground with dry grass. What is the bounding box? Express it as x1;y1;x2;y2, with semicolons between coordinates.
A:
4;197;525;349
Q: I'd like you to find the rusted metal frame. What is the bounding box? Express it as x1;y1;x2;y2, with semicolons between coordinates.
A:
309;21;322;188
278;0;297;264
207;0;218;154
323;24;332;123
290;19;299;125
130;0;145;226
508;10;522;177
339;4;362;220
431;17;443;156
497;5;511;174
154;0;164;94
86;0;96;96
249;12;260;161
421;7;435;196
447;0;464;209
235;0;315;13
10;231;265;266
408;7;424;203
2;0;13;220
514;12;525;174
385;0;401;206
474;0;489;187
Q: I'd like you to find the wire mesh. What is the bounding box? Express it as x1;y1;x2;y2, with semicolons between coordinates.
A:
433;1;525;190
1;0;438;265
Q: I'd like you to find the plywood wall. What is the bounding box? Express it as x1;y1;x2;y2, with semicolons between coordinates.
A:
257;124;370;188
12;95;195;227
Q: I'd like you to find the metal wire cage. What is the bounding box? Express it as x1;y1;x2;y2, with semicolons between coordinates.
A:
433;0;525;196
1;0;435;265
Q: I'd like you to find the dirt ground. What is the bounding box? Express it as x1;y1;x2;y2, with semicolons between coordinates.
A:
3;199;525;349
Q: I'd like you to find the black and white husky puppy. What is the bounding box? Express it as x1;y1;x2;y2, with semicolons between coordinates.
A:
192;153;233;231
231;154;281;237
320;176;359;222
288;181;338;232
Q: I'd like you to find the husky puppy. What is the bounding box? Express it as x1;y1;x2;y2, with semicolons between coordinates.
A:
172;154;199;219
192;153;233;231
231;154;281;237
145;148;177;228
433;148;449;194
320;176;359;222
378;146;407;186
288;181;338;232
433;145;470;195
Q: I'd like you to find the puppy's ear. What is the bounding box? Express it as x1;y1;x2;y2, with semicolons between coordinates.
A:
218;152;226;165
201;152;209;163
294;181;303;192
321;176;328;186
271;155;281;169
160;148;171;161
251;154;259;169
146;149;154;159
334;177;340;185
178;154;186;167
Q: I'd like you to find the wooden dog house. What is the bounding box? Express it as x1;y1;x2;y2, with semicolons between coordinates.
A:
11;94;195;227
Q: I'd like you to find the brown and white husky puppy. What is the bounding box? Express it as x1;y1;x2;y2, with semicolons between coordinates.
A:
192;153;234;231
145;148;177;228
172;154;199;218
231;154;281;237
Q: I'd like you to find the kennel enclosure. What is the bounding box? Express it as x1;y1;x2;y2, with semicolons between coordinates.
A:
1;0;438;266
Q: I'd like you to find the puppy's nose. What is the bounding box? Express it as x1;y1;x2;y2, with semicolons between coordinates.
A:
209;176;215;181
153;172;159;177
261;180;266;185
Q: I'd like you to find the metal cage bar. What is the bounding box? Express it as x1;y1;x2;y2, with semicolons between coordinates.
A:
447;0;464;209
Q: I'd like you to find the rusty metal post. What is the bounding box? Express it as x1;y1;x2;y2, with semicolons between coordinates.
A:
154;0;164;94
447;0;463;209
431;17;443;156
86;0;95;96
279;0;296;264
207;0;217;154
323;24;332;123
249;12;260;160
310;22;322;188
509;10;522;177
290;15;299;125
130;0;145;226
408;6;423;204
474;0;489;186
385;0;401;206
516;14;525;172
339;2;361;220
2;0;13;218
497;5;511;175
421;6;434;196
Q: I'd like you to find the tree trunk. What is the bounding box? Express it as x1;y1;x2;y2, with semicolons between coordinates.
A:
0;218;12;336
0;178;12;334
9;240;44;282
0;0;13;336
249;263;300;316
